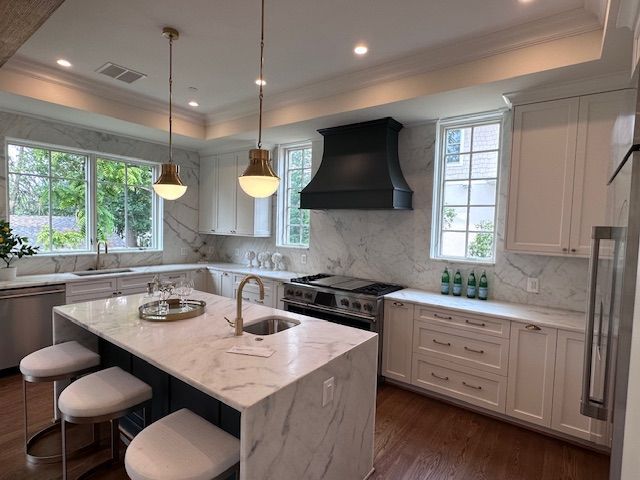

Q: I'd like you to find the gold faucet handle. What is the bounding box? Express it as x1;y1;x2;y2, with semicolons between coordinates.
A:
224;317;235;328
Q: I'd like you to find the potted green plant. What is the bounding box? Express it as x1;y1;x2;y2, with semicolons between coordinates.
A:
0;220;39;281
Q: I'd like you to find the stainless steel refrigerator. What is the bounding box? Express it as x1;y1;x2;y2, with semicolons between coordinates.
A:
581;84;640;479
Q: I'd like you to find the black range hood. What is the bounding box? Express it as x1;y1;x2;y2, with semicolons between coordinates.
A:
300;117;413;210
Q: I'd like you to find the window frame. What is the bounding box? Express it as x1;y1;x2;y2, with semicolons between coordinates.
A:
276;142;313;249
430;113;504;264
5;138;163;255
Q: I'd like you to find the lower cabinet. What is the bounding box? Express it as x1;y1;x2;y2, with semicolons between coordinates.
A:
506;322;557;427
382;301;414;383
552;330;609;445
233;275;275;308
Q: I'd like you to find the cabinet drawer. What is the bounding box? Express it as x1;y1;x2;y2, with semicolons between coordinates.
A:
412;354;506;413
234;279;275;307
415;306;510;338
67;278;118;297
413;321;509;376
117;274;156;291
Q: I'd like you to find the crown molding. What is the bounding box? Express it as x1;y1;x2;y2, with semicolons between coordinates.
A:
206;7;602;126
501;70;634;107
3;55;206;125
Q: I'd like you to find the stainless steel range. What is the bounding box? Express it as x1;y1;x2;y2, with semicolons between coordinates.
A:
282;274;404;364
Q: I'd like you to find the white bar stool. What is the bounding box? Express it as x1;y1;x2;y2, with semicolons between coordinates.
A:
20;340;101;464
125;408;240;480
58;366;152;480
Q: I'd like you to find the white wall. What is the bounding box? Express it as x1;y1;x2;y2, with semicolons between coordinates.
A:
212;116;589;312
0;111;209;274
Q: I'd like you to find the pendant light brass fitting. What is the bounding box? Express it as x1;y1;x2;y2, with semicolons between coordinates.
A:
162;27;179;41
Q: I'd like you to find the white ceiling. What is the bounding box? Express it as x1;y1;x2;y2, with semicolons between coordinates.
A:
15;0;590;117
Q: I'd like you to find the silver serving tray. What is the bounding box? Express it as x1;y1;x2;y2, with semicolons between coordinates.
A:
138;299;206;322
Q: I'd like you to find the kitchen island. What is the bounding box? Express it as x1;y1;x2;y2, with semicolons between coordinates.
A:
52;291;377;480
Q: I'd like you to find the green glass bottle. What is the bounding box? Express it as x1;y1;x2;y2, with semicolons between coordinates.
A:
478;271;488;300
441;267;450;295
467;270;477;298
452;269;462;296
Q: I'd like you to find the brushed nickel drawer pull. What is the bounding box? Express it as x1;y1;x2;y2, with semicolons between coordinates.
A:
432;339;451;347
431;372;449;381
256;299;264;304
464;346;485;354
433;313;453;320
242;296;250;301
525;324;541;331
392;301;404;307
465;319;486;327
462;381;482;390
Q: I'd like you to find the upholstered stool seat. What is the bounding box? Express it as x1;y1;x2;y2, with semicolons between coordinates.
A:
59;366;152;480
59;366;152;419
19;341;100;465
125;409;240;480
20;341;100;380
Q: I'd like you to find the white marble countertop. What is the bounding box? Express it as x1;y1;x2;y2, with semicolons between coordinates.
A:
385;289;586;332
0;262;304;290
207;262;304;282
53;290;376;411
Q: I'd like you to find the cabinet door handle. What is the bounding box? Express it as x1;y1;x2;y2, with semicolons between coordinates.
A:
431;372;449;381
392;302;404;307
242;296;250;301
462;381;483;390
464;346;485;354
562;247;568;252
525;324;541;331
256;299;264;304
571;248;577;253
465;319;486;327
432;339;451;347
433;312;453;320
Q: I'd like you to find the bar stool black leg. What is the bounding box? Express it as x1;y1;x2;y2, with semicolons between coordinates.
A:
61;419;68;480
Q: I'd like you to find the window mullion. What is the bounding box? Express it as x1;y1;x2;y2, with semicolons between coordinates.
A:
48;150;53;252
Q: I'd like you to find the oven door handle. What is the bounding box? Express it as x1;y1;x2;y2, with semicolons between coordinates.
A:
282;298;376;322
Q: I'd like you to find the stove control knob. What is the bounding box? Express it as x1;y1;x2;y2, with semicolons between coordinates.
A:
340;298;349;307
286;289;294;296
304;292;313;300
363;303;373;312
352;301;361;309
295;290;303;297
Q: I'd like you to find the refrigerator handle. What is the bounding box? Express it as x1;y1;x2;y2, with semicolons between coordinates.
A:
581;226;611;421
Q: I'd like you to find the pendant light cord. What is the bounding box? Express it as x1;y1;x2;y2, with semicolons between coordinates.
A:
257;0;265;149
169;32;174;163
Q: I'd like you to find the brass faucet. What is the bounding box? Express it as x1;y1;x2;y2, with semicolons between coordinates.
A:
96;241;108;270
229;275;265;336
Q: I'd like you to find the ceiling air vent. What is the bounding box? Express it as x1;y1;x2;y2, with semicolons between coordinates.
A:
95;62;147;84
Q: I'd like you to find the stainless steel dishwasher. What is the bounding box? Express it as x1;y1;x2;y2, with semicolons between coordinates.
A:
0;284;66;371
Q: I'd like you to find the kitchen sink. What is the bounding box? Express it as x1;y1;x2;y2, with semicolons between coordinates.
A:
243;316;300;335
72;268;133;276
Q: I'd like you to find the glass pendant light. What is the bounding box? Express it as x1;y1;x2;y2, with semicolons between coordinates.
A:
153;27;187;201
238;0;280;198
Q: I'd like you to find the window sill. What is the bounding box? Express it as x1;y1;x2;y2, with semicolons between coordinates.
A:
28;249;164;258
275;244;310;251
430;256;495;266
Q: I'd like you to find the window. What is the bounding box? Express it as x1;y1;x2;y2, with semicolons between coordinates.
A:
431;115;502;262
277;143;312;247
6;141;161;254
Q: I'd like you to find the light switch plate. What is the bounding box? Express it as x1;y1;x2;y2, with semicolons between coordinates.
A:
180;247;188;257
322;377;335;407
527;277;539;293
301;254;307;265
234;248;240;257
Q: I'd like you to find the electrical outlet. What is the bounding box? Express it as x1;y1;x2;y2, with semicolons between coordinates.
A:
322;377;335;407
234;248;240;257
527;277;539;294
301;254;307;265
180;247;188;257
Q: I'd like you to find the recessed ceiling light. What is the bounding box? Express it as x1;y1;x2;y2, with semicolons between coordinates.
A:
255;78;266;86
354;45;368;55
188;100;199;107
56;59;72;67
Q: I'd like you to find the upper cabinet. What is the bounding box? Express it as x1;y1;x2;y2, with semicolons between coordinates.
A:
199;150;271;237
507;90;635;256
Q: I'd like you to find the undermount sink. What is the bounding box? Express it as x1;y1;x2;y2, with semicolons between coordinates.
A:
72;268;133;277
243;316;300;336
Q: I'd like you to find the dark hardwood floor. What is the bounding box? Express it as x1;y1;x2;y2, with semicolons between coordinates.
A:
0;373;609;479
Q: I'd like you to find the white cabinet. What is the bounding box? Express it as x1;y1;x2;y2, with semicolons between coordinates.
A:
507;91;633;256
219;271;235;298
552;330;609;445
507;98;579;255
198;155;218;234
506;323;557;427
382;301;414;383
207;269;222;295
199;150;271;237
233;275;275;308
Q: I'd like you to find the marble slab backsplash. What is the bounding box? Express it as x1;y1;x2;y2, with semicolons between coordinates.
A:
0;111;207;274
213;118;589;312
